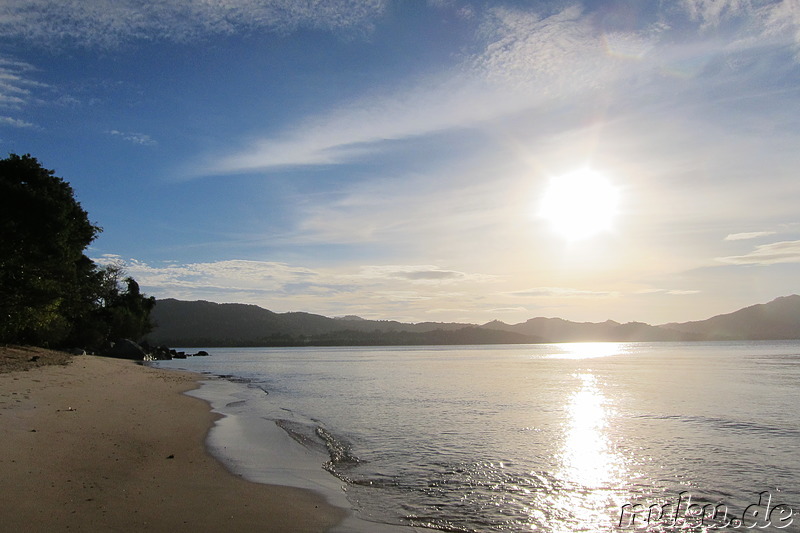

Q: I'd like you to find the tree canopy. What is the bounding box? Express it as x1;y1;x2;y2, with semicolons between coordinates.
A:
0;154;154;348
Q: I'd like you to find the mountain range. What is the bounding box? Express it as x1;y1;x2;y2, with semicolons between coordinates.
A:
144;295;800;347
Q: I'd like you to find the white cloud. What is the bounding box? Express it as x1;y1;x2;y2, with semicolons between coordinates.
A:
202;0;799;177
92;256;499;319
353;265;496;284
680;0;800;51
265;151;527;250
717;239;800;265
0;0;388;47
93;258;320;293
0;56;44;111
373;290;435;302
635;288;666;295
200;5;620;176
471;5;610;90
505;287;615;298
487;307;529;314
0;115;35;128
202;73;511;175
724;231;777;240
635;288;701;295
680;0;753;27
109;129;157;146
665;289;702;295
758;0;800;54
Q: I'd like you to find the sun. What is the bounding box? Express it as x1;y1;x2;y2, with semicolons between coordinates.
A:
539;168;620;241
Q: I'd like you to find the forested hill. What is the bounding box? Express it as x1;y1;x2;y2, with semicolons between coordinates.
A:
482;295;800;342
145;299;541;346
146;295;800;347
660;294;800;340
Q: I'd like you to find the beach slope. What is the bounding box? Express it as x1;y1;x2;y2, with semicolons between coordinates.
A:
0;349;345;532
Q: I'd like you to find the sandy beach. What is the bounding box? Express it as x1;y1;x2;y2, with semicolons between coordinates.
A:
0;348;345;532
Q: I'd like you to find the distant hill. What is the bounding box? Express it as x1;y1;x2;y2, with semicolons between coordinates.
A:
479;317;698;342
145;295;800;347
661;294;800;340
146;299;540;347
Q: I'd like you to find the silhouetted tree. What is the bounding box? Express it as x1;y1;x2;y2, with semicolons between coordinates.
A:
98;268;156;341
0;154;154;348
0;154;100;345
65;263;155;348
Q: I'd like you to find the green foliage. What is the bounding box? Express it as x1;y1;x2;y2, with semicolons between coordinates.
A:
96;268;156;341
0;154;154;348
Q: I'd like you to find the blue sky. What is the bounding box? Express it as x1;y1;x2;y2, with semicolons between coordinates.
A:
3;0;800;324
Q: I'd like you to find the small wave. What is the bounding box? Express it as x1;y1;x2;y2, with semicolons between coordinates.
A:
272;420;362;482
217;374;257;384
405;515;475;532
273;418;363;477
635;414;800;438
246;383;269;394
350;474;399;488
316;426;361;467
274;419;327;453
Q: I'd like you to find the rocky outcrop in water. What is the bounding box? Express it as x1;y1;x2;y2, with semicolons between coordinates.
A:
98;339;211;361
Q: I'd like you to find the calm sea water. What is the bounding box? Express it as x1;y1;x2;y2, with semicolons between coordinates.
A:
155;342;800;532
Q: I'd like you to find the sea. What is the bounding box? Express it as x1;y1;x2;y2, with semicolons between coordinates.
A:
153;341;800;532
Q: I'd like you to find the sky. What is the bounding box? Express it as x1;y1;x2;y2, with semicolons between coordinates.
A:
2;0;800;326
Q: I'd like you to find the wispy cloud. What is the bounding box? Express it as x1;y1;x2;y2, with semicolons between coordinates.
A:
681;0;800;49
0;57;41;107
199;5;621;176
353;265;495;284
0;56;46;125
724;231;776;240
95;256;319;293
505;287;615;298
0;115;35;128
93;256;499;319
636;288;702;295
471;5;620;90
284;163;519;249
717;240;800;265
201;73;518;175
759;0;800;52
199;1;800;178
681;0;753;28
666;289;702;295
109;129;157;146
487;307;529;315
0;0;388;47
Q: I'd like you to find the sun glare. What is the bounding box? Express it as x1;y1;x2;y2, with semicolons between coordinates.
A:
539;169;620;241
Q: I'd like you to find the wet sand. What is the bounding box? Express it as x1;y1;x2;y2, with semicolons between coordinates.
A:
0;349;345;532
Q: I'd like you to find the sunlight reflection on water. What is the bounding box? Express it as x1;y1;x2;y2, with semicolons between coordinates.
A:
545;342;627;359
548;372;628;531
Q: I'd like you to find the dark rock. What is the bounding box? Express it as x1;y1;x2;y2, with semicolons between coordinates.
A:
104;339;147;360
150;345;172;360
195;350;209;356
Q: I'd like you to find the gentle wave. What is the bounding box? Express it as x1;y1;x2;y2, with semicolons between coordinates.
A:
634;413;800;438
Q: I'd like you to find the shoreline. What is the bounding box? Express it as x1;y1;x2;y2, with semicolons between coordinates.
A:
0;352;346;532
180;376;420;533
